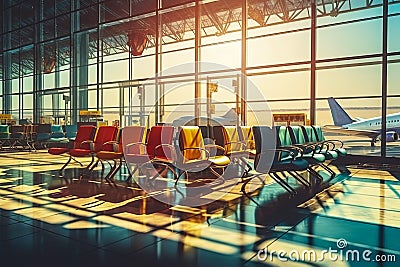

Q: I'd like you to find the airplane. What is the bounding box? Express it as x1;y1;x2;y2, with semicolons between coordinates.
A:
324;97;400;146
172;108;240;127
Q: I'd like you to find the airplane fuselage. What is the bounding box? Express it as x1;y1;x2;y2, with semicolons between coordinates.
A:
343;112;400;132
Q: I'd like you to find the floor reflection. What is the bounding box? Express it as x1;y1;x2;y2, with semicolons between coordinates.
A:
0;151;399;267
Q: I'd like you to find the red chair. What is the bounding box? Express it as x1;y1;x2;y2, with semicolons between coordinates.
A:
68;125;118;178
124;125;175;182
96;126;146;184
48;125;96;176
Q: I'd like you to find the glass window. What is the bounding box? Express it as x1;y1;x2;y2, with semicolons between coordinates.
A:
23;75;34;93
103;59;129;82
12;79;20;94
80;6;98;30
101;0;129;23
318;14;382;59
162;0;193;9
42;0;55;20
130;0;157;16
22;93;33;110
56;0;71;15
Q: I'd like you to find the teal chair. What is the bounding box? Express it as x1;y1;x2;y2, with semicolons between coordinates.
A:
48;125;68;143
0;125;10;139
0;125;10;149
64;125;77;140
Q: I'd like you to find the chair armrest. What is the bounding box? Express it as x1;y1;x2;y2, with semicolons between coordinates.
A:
226;141;247;151
259;148;298;162
80;140;94;150
204;144;226;156
316;140;336;151
278;145;304;157
125;142;146;154
326;139;344;148
103;140;119;152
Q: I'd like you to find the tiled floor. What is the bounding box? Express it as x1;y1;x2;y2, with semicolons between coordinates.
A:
0;151;399;266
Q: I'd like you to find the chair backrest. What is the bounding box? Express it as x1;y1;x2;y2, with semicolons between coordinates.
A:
10;125;25;139
213;126;230;155
50;125;65;138
312;125;325;141
36;124;52;141
199;125;214;144
146;125;175;159
224;126;242;151
274;126;293;160
277;126;293;147
0;125;10;139
121;125;146;154
178;126;205;161
240;126;255;150
252;126;277;172
301;126;318;143
64;125;78;139
289;126;306;145
74;125;97;149
93;126;118;152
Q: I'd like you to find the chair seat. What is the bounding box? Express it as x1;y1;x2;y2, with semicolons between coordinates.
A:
267;158;309;173
0;133;10;139
318;149;338;160
228;150;250;159
96;151;123;160
209;155;231;166
48;147;69;155
336;148;347;156
48;137;69;143
125;154;152;165
302;153;326;163
69;148;92;157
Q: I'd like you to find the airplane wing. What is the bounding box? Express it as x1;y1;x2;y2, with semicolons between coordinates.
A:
322;125;380;139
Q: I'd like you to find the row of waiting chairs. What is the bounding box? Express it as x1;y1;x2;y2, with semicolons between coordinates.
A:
48;124;346;196
0;124;77;151
244;125;346;202
48;124;254;184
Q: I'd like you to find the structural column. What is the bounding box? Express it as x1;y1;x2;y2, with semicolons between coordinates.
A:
381;0;388;157
241;0;248;125
33;0;44;123
70;1;89;124
310;0;317;125
2;4;12;114
194;0;201;124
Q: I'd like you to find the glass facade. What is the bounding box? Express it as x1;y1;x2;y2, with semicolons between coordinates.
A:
1;0;400;157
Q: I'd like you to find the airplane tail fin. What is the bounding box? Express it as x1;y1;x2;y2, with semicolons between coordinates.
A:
328;97;355;126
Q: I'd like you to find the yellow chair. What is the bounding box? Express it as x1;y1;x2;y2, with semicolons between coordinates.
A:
221;126;252;177
175;126;230;186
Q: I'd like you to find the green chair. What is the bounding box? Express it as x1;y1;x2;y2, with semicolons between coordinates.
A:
0;125;10;149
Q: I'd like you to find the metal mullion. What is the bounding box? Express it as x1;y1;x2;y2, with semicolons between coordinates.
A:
381;0;388;157
310;0;316;125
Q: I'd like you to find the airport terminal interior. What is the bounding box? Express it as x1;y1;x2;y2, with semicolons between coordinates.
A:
1;0;400;266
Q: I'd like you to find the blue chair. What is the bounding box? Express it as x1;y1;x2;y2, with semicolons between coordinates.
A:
35;124;51;146
241;126;314;204
48;125;68;143
0;125;10;149
64;125;78;141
